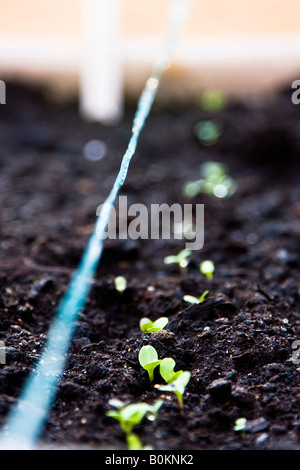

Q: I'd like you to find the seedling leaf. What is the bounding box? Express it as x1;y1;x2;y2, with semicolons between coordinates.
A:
138;345;162;382
160;357;183;383
234;417;247;432
200;260;215;280
114;275;127;292
140;318;153;332
138;345;158;367
183;295;200;304
152;317;169;331
160;357;176;382
183;290;209;304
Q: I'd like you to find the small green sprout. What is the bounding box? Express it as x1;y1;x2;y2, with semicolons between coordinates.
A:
114;275;127;293
183;289;209;304
157;371;191;411
201;161;237;198
199;90;227;112
200;260;215;280
234;417;247;432
106;399;163;450
194;120;222;146
163;249;191;269
138;345;163;383
140;317;169;333
183;161;237;199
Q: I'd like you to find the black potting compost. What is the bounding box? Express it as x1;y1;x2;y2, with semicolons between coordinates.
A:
0;81;299;450
0;0;195;449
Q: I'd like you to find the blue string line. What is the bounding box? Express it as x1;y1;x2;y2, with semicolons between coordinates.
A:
0;0;194;449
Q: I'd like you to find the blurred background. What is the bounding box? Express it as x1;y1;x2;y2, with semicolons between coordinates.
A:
0;0;300;122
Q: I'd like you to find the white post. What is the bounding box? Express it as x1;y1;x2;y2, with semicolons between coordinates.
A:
80;0;122;124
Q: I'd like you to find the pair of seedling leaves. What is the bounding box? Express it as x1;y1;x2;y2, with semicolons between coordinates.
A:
107;398;163;434
106;397;163;450
139;316;169;333
138;345;190;410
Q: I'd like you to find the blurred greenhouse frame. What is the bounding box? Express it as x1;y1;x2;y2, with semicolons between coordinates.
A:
0;0;300;122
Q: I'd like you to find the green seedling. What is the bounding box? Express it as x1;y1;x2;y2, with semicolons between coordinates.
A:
110;399;163;433
199;90;227;112
194;120;222;146
201;161;237;198
183;161;237;199
106;398;163;450
183;289;209;304
234;417;247;432
114;275;127;293
138;345;163;383
163;248;191;269
200;260;215;280
157;371;191;411
140;317;169;333
106;400;163;434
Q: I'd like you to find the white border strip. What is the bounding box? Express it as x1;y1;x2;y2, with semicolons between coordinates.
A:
0;34;300;71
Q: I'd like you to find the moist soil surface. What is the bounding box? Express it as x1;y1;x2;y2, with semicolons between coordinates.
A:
0;83;299;451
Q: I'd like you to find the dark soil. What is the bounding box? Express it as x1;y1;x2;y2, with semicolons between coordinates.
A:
0;83;299;451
